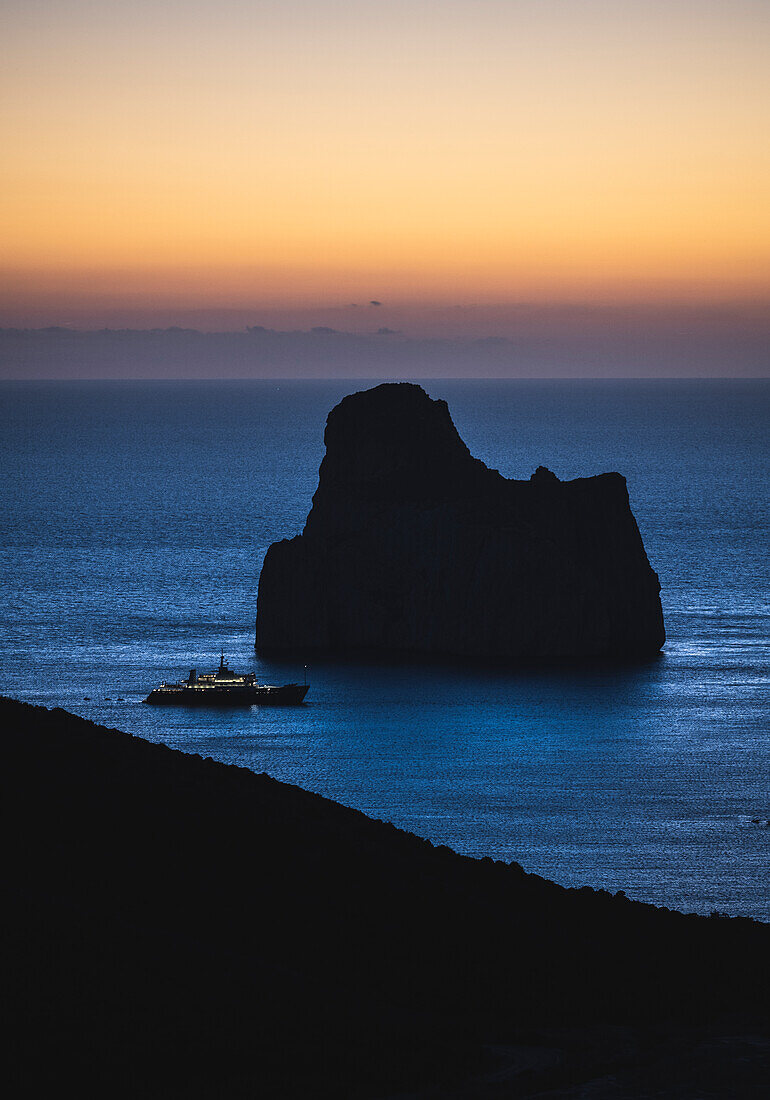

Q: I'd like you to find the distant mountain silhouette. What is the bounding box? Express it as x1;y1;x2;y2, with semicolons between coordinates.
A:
2;305;769;378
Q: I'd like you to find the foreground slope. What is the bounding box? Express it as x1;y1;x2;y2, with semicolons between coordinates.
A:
257;383;664;658
5;697;767;1098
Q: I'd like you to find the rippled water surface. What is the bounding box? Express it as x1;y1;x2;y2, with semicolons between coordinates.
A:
1;379;768;918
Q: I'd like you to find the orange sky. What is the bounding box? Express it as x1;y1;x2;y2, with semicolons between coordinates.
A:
2;1;769;329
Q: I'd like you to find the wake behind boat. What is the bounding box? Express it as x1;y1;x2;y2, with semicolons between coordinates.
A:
145;654;308;706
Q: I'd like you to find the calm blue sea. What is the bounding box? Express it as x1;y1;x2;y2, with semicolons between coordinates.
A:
1;379;768;919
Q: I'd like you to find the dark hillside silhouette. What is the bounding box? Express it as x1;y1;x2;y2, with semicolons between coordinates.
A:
5;697;768;1097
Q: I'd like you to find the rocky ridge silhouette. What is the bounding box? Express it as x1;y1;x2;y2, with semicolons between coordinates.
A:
5;697;768;1098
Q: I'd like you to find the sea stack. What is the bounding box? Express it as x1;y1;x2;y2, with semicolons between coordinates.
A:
256;383;665;659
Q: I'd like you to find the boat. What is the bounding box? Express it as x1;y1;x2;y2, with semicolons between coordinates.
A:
144;654;309;706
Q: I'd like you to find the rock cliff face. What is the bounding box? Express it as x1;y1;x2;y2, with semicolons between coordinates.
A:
256;383;664;658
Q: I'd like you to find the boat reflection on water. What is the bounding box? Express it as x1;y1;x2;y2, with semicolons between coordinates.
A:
145;654;308;706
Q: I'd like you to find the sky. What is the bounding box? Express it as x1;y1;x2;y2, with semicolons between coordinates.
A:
1;0;769;342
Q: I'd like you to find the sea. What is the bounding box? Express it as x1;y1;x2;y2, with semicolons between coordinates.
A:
1;379;768;920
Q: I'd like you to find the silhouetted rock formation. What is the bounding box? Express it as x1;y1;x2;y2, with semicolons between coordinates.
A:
5;698;768;1098
256;383;665;658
